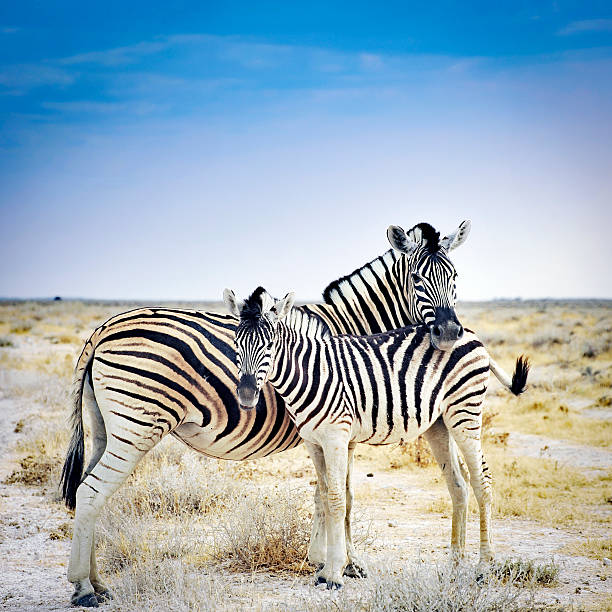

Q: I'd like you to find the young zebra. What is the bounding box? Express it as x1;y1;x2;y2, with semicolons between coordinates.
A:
225;287;529;589
59;220;477;607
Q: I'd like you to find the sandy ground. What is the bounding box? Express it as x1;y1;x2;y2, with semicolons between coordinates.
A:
1;308;612;611
0;377;74;611
1;371;611;612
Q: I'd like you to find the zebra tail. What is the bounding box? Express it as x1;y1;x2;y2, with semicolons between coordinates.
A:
489;355;530;396
60;340;95;510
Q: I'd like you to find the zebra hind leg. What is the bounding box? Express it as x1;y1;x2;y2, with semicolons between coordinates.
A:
81;380;113;601
343;441;367;579
447;428;494;565
423;418;469;558
68;425;159;607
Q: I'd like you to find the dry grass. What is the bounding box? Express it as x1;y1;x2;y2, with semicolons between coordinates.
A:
490;449;611;525
48;522;72;540
389;436;436;469
493;559;559;586
429;447;612;526
94;440;324;577
108;443;243;518
2;373;70;491
268;560;546;612
489;395;612;448
1;299;611;609
4;452;58;486
103;558;232;612
561;537;612;561
209;485;314;574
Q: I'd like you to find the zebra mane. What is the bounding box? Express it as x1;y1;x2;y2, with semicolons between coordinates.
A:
322;223;441;308
240;286;270;327
322;249;400;306
407;222;441;253
242;286;330;339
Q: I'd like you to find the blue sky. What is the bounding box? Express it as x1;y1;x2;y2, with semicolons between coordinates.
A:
1;2;611;300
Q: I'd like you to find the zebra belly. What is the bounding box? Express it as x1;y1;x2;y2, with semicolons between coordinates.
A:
171;386;302;460
352;405;442;445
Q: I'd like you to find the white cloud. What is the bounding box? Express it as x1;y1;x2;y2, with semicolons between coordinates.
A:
359;53;385;70
0;64;74;91
59;40;172;66
558;18;612;35
41;100;161;114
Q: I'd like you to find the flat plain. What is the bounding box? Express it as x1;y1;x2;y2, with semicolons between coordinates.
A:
0;299;610;611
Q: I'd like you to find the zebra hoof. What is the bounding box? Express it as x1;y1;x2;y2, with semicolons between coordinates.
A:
344;563;367;578
71;592;99;608
314;575;327;587
314;575;343;590
326;580;343;590
95;589;114;602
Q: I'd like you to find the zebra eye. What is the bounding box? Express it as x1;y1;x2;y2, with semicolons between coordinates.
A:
411;273;421;282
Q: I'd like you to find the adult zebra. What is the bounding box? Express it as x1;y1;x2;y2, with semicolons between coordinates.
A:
226;287;529;589
61;220;472;607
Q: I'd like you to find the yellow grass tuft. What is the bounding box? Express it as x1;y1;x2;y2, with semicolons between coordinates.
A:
49;522;72;540
561;537;612;561
209;486;314;574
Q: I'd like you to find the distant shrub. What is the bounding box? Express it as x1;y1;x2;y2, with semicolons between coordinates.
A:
530;331;565;348
10;324;32;334
582;338;611;359
0;336;14;347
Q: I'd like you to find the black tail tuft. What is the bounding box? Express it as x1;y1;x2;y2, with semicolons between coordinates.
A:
510;355;530;396
60;414;84;510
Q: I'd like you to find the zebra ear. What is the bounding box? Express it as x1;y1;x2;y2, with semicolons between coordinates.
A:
223;288;243;317
387;225;418;255
273;292;295;319
440;220;471;251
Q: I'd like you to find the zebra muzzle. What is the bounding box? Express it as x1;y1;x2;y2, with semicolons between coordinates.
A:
430;307;464;351
237;374;259;409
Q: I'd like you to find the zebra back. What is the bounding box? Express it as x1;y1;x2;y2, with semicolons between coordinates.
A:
262;310;490;445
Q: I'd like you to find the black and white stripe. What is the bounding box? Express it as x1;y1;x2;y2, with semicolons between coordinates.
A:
59;220;478;606
231;288;529;589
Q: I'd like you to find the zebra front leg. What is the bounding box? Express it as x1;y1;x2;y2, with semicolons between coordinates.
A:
343;441;367;578
304;441;327;568
68;435;154;606
316;433;350;589
449;430;494;564
423;418;468;558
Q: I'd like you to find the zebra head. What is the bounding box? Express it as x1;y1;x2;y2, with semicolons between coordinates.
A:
387;220;471;351
223;286;295;409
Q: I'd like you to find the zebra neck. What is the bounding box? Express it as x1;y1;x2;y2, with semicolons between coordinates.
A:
304;249;412;335
268;326;323;404
284;308;330;340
